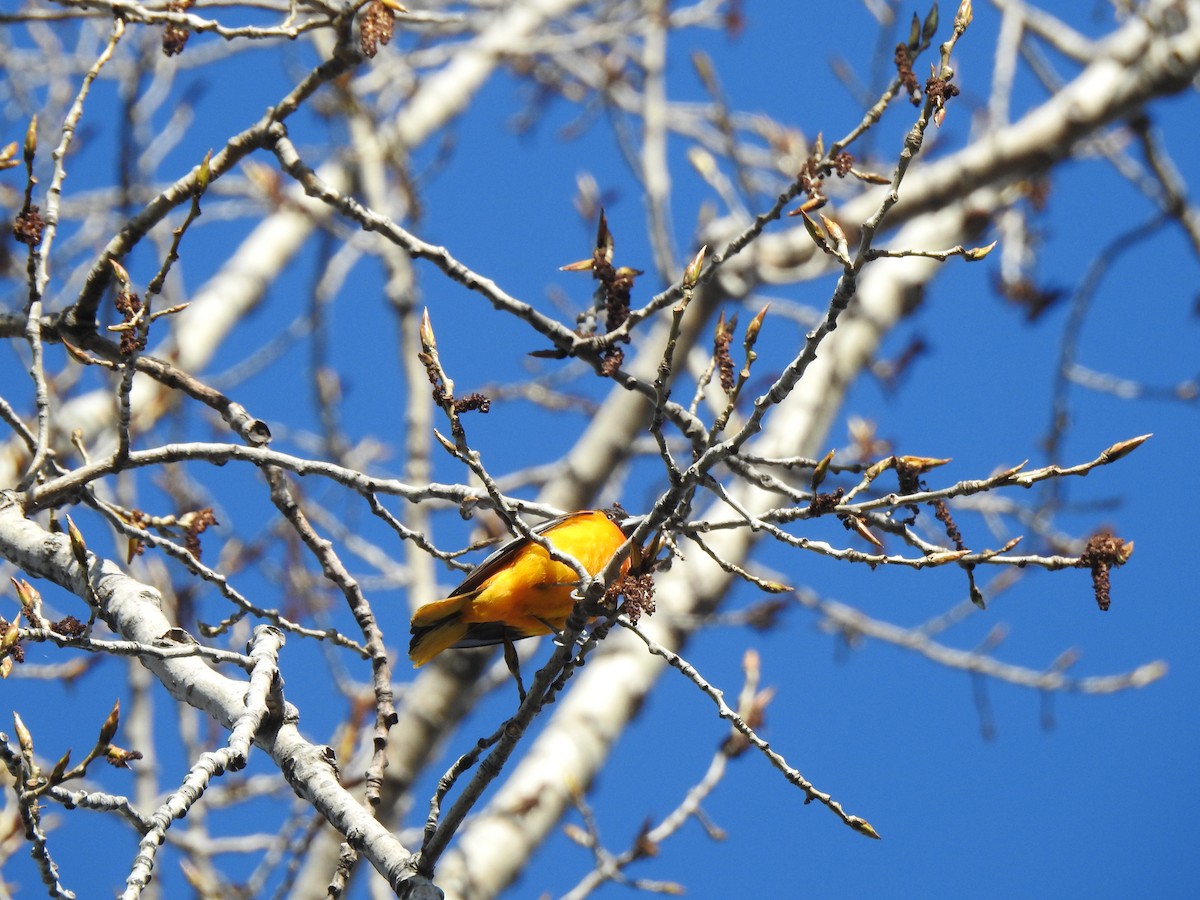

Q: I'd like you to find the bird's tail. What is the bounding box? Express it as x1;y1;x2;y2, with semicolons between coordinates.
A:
409;591;476;667
409;618;469;667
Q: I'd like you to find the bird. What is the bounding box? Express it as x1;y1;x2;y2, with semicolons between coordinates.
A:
408;509;631;667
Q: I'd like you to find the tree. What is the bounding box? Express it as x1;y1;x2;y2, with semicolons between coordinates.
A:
1;0;1194;897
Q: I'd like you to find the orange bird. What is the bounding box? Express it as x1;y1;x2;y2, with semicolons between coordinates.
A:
409;509;629;667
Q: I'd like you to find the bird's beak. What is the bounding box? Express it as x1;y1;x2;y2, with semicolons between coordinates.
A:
618;514;649;536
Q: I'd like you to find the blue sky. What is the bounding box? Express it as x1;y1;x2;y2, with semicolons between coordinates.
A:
345;4;1199;895
3;2;1198;897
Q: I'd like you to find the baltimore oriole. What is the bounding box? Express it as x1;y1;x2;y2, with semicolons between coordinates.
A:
408;509;629;667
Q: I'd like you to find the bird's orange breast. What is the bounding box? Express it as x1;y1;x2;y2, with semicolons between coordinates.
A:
408;509;629;666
